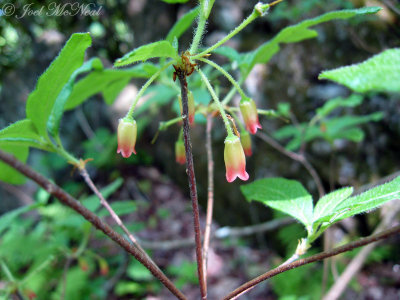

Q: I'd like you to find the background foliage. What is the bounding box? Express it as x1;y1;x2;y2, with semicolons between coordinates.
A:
0;0;399;299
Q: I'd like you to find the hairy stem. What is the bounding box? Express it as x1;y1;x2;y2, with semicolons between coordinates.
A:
222;224;400;300
202;115;214;285
197;57;248;100
0;149;187;300
198;69;233;137
189;3;207;55
177;72;207;300
127;61;174;118
192;6;259;59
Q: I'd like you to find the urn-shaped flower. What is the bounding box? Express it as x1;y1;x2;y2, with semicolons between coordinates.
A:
224;135;249;182
175;140;186;165
240;131;252;157
117;118;137;158
239;98;262;134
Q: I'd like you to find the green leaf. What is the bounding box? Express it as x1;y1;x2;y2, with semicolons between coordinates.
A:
98;200;136;217
114;41;179;67
239;7;381;76
319;48;400;93
241;178;313;230
317;176;400;224
136;84;177;114
313;187;354;223
166;6;199;43
26;33;92;137
161;0;190;3
82;178;124;212
0;119;51;151
127;259;153;281
0;203;43;235
274;112;383;151
212;46;242;62
65;63;158;110
324;113;383;141
47;58;103;138
0;144;29;184
316;95;363;118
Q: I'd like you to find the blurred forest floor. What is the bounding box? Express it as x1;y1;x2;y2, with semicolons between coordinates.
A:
0;0;400;299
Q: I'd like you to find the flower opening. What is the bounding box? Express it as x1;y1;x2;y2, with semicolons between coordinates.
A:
224;135;249;182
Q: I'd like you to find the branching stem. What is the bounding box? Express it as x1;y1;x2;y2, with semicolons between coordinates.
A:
222;224;400;300
0;149;187;300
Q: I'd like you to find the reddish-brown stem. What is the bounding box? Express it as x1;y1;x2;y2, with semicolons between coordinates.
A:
202;114;214;285
0;149;187;300
222;224;400;300
177;71;207;300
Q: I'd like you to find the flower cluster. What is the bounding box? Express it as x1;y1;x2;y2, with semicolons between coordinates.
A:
117;96;264;183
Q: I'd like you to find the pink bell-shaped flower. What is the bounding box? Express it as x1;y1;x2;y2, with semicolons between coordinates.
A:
175;140;186;165
240;131;252;157
240;98;262;134
224;135;249;182
117;118;137;158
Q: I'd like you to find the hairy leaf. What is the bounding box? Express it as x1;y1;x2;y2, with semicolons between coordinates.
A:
0;119;51;150
0;144;29;184
65;63;158;110
241;178;313;230
47;58;103;138
238;7;380;77
316;94;363;118
313;187;354;223
317;176;400;224
114;41;179;67
319;48;400;93
274;112;383;151
166;6;199;43
26;33;92;137
98;201;136;217
161;0;190;3
82;178;124;212
0;203;43;235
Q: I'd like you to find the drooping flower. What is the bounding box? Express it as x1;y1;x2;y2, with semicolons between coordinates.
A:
239;98;262;134
175;140;186;165
117;118;137;158
224;135;249;182
240;131;252;157
179;91;195;125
